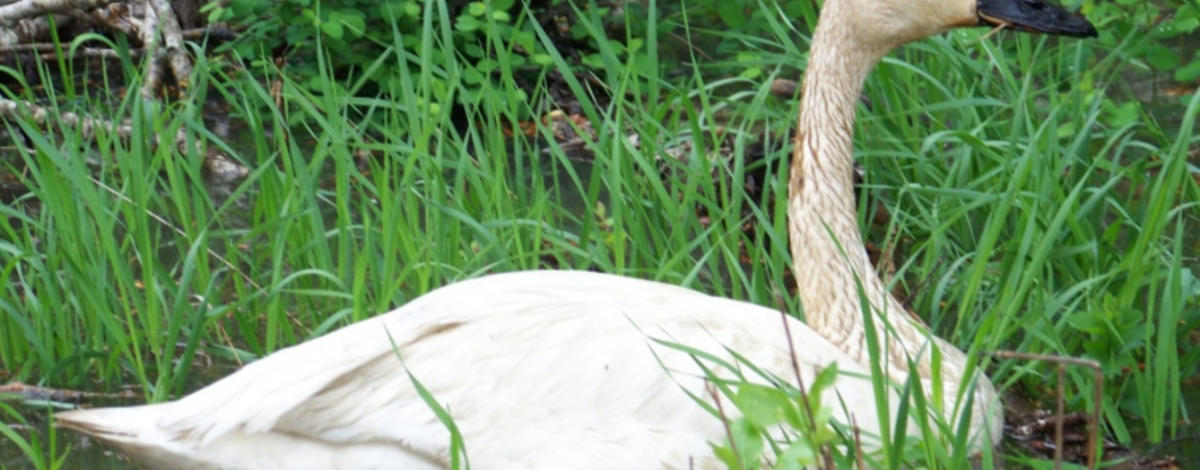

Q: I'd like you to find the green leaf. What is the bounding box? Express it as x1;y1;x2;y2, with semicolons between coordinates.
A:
462;66;484;85
1175;59;1200;83
404;2;420;17
475;58;498;73
628;38;644;53
464;44;485;58
730;418;765;465
582;53;603;68
810;362;838;393
774;441;817;469
1066;311;1101;334
343;13;366;36
1108;101;1140;128
513;31;536;51
230;0;258;15
1057;122;1076;139
734;383;793;429
711;442;740;469
456;15;480;32
1146;44;1181;71
715;2;747;29
320;20;344;39
711;418;765;470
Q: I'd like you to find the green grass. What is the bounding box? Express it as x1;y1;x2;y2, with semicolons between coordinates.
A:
1;0;1197;468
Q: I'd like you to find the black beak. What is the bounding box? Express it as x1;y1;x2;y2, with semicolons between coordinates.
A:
977;0;1097;37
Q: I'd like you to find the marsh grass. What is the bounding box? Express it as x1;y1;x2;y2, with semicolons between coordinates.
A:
0;0;1197;468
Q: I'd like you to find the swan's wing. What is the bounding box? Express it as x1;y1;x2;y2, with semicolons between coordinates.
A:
62;271;883;468
252;271;878;465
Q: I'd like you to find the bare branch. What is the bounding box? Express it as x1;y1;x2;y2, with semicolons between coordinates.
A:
149;0;191;89
71;2;138;37
0;0;116;26
0;96;248;182
0;12;50;45
136;0;161;99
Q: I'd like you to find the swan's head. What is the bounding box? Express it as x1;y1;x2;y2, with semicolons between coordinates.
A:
828;0;1096;54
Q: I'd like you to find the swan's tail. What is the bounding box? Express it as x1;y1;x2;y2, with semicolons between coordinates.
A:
57;405;161;441
57;403;444;470
56;404;204;469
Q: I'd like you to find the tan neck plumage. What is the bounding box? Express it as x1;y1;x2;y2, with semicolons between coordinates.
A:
787;8;966;384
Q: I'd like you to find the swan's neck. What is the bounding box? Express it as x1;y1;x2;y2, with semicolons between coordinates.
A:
784;6;1000;444
788;19;945;376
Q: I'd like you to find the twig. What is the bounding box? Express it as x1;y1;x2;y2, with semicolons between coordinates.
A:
708;382;744;469
1090;362;1102;469
780;307;806;393
1055;363;1065;470
86;175;260;293
181;25;237;41
83;174;271;366
993;350;1104;470
0;41;57;52
851;416;865;470
777;302;834;469
977;21;1010;43
35;46;141;60
0;381;137;401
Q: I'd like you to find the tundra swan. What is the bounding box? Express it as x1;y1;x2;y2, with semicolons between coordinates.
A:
56;0;1095;468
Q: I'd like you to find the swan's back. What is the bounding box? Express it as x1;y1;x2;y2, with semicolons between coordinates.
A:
59;271;897;469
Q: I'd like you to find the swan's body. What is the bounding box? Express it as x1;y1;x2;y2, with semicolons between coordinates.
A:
61;272;894;469
57;0;1095;468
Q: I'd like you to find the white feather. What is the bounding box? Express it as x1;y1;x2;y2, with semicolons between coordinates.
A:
58;271;900;469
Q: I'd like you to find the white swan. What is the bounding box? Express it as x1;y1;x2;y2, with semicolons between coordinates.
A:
56;0;1095;468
